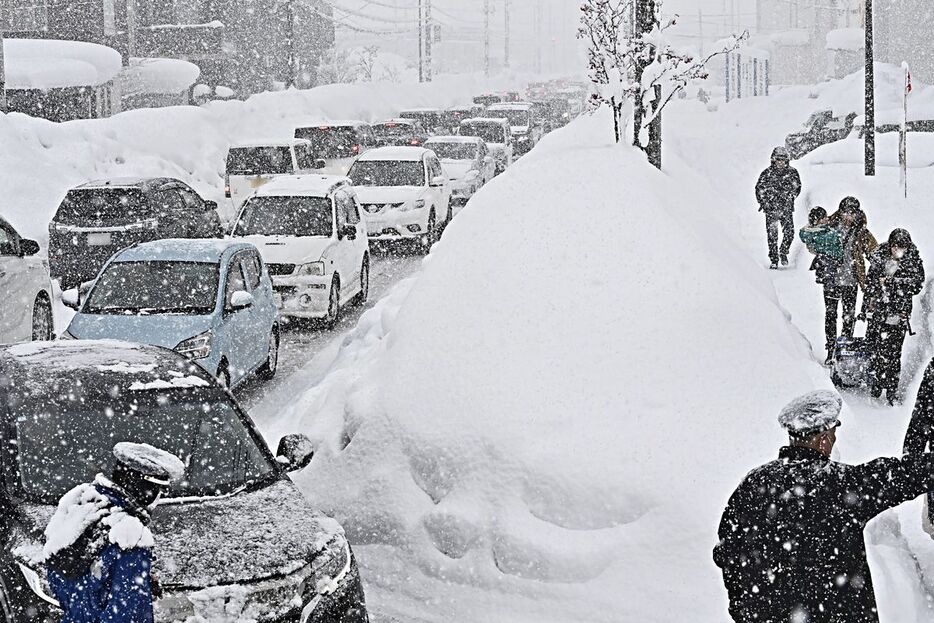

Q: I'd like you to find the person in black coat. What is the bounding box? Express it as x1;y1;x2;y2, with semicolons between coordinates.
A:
756;146;802;269
714;390;934;623
863;229;925;404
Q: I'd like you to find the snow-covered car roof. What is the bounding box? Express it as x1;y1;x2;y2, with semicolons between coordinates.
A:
373;118;417;127
74;177;177;190
460;117;510;126
399;108;442;114
230;138;312;149
425;136;483;145
113;238;256;264
356;146;430;162
487;102;534;111
0;340;214;390
295;120;368;129
253;174;351;198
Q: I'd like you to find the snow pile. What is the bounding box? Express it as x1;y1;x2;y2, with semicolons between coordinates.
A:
263;109;825;620
3;39;122;90
121;58;201;96
826;28;865;52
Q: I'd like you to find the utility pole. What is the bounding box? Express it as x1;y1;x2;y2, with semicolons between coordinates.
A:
424;0;432;81
698;7;704;57
533;3;543;74
865;0;875;176
418;0;424;83
483;0;492;78
504;0;510;70
634;0;662;169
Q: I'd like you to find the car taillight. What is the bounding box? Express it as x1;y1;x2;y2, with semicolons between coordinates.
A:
352;144;360;154
411;139;420;146
224;173;231;198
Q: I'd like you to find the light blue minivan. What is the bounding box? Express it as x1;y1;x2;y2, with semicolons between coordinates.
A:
62;239;279;389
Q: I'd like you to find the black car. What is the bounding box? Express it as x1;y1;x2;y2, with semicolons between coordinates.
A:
0;340;368;623
397;109;446;135
785;110;857;159
370;119;429;147
48;178;224;289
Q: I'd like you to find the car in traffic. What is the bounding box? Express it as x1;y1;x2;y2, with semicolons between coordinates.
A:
398;108;447;135
231;176;370;328
486;102;543;156
371;119;429;147
0;339;368;623
348;146;451;249
0;216;53;344
458;118;514;174
443;104;486;133
61;239;279;389
784;110;857;159
225;139;323;217
424;136;495;211
48;178;224;290
294;121;373;176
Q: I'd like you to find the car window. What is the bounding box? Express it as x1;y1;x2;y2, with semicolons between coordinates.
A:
225;257;248;307
336;191;359;226
176;187;205;212
0;224;18;256
242;252;261;290
295;143;315;170
427;157;443;181
152;189;186;216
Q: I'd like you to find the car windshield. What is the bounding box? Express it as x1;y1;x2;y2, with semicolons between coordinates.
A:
374;123;414;137
84;261;219;315
400;112;441;128
490;109;532;127
461;124;505;144
227;146;293;176
426;142;478;160
12;387;277;503
349;160;425;186
234;196;333;237
295;126;360;159
54;189;152;227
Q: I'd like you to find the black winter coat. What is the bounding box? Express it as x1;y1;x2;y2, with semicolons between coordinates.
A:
864;242;925;319
756;165;802;214
714;446;934;623
904;358;934;455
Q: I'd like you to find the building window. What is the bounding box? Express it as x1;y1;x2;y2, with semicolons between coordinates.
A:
1;1;49;32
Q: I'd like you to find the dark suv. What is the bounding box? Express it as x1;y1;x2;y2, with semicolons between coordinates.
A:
48;178;223;289
0;340;368;623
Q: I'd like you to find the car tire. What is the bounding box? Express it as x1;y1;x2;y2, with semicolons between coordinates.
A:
420;210;437;252
258;327;279;380
31;295;53;341
216;362;232;390
445;200;453;226
324;277;341;330
354;258;369;306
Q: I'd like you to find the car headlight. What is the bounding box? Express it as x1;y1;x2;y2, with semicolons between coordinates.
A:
399;199;425;212
175;331;212;360
296;262;326;277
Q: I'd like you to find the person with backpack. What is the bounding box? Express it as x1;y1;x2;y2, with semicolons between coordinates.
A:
43;442;185;623
864;228;925;405
800;206;845;364
714;390;934;623
756;147;802;269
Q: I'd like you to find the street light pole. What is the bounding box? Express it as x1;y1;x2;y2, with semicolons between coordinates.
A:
865;0;875;176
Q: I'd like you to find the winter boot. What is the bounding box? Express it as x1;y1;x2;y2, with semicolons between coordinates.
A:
781;255;789;266
769;261;778;270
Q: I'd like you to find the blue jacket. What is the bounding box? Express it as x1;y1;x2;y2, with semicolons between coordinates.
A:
47;487;155;623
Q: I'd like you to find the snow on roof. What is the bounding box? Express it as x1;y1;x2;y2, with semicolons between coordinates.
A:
230;138;311;149
255;174;350;197
487;103;533;111
826;28;865;51
121;57;201;96
357;146;429;162
3;38;122;90
117;238;252;263
77;177;168;189
296;120;367;129
425;136;483;145
460;117;509;125
400;108;442;114
374;118;415;126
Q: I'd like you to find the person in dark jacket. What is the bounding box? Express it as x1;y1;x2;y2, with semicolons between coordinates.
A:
904;359;934;524
864;228;925;404
756;146;802;269
44;442;184;623
800;206;845;364
714;390;934;623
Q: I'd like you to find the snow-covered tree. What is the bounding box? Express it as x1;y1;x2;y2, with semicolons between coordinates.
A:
578;0;746;166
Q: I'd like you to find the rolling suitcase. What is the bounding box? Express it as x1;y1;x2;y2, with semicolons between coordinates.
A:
831;336;871;388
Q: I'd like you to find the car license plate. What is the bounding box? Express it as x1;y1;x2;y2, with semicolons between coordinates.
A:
87;232;112;246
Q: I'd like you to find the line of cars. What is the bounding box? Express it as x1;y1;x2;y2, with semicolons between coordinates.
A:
0;86;581;623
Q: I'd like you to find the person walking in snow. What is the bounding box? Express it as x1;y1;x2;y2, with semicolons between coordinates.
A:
714;390;934;623
863;228;925;405
756;146;802;269
43;442;185;623
800;206;845;364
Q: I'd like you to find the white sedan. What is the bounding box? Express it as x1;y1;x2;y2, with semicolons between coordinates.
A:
424;136;496;211
0;216;53;344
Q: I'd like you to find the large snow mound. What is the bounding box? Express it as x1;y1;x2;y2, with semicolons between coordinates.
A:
3;39;122;90
266;109;827;621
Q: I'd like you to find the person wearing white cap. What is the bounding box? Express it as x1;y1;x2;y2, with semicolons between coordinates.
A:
43;442;185;623
713;390;934;623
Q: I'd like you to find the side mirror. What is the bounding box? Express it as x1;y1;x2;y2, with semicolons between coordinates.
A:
430;175;446;187
62;288;81;310
204;200;218;212
339;225;357;241
313;159;327;170
276;434;315;472
229;290;254;310
20;239;40;257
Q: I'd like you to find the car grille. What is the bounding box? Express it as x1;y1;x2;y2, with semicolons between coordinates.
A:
274;285;298;297
362;203;404;215
266;263;296;276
